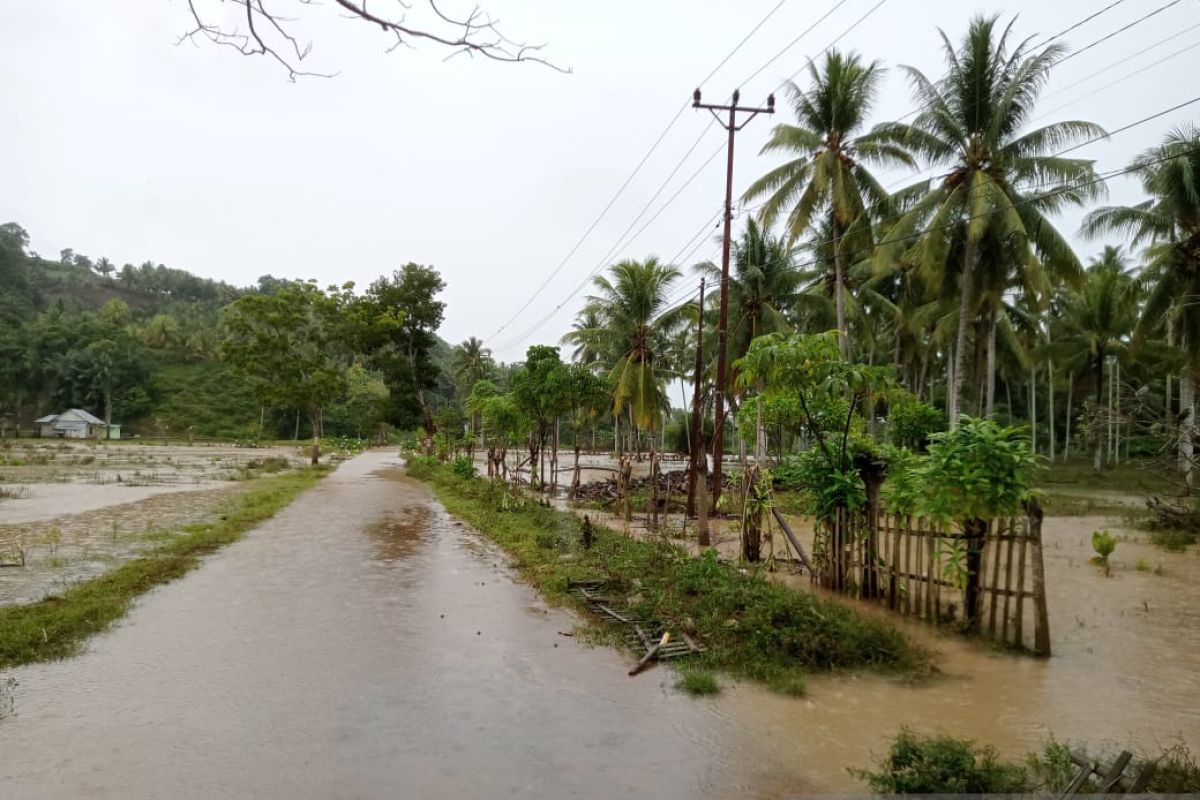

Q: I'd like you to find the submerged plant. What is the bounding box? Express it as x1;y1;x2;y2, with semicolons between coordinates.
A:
1091;530;1117;574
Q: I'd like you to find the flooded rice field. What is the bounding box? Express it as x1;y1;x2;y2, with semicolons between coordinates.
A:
0;442;311;604
0;449;1197;796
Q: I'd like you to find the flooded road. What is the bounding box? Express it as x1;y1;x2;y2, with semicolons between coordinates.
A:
0;450;811;798
3;449;1198;797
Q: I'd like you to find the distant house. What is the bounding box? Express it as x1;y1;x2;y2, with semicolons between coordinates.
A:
35;409;120;439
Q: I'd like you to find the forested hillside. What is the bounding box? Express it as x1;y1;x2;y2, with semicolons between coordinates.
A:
0;222;457;441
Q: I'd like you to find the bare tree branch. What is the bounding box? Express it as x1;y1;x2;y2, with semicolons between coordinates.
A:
179;0;568;80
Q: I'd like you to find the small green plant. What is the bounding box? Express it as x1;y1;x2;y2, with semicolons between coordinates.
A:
404;454;439;479
450;455;477;479
1136;558;1150;572
855;729;1028;794
1090;530;1117;574
674;667;720;696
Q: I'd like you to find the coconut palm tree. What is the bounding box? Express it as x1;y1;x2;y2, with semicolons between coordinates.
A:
581;258;681;430
1044;247;1139;468
697;218;802;377
874;14;1106;427
451;336;493;388
1083;125;1200;478
562;307;606;369
743;49;916;356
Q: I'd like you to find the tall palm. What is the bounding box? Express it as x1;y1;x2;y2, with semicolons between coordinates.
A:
452;336;493;434
697;218;802;382
1049;246;1139;468
562;307;606;369
572;257;681;434
875;15;1106;426
743;49;916;356
1083;125;1200;476
451;336;493;388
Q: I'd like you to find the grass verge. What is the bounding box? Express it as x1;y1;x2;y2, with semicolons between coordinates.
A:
856;729;1200;793
0;467;327;668
410;461;931;694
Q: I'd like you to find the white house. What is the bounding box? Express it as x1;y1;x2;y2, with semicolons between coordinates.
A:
35;409;118;439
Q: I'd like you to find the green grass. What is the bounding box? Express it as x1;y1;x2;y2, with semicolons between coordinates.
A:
411;462;931;695
674;667;720;696
0;467;326;668
856;730;1200;794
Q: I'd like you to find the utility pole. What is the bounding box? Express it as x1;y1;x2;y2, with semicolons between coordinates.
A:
687;277;705;524
692;87;774;509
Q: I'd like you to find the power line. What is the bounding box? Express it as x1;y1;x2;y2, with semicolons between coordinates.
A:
738;0;852;88
1056;0;1184;66
1055;93;1200;156
1033;39;1200;123
1032;0;1130;48
494;0;872;355
1041;21;1200;101
881;5;1195;192
486;0;792;341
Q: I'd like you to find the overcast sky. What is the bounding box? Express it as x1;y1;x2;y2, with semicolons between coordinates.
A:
3;0;1198;361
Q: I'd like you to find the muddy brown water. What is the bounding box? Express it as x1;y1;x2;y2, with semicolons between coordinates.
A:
1;449;1198;797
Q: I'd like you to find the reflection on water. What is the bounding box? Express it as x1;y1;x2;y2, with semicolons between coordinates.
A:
0;449;1197;796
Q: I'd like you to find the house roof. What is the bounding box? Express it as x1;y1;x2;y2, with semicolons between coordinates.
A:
57;409;105;425
35;414;59;423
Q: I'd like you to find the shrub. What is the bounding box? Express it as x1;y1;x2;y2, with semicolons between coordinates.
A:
450;455;477;479
405;455;439;479
922;417;1040;524
1091;530;1117;567
856;730;1028;794
888;397;946;451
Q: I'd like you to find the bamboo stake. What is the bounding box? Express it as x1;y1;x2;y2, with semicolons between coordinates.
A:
987;521;1002;635
998;522;1017;647
923;519;934;622
1014;519;1028;649
913;517;924;620
903;516;913;615
931;522;941;625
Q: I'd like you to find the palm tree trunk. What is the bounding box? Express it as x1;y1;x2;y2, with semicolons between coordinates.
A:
1064;374;1073;462
1029;368;1037;455
1113;360;1120;467
831;215;849;358
1179;365;1194;486
986;313;997;418
1094;351;1105;472
1107;357;1115;466
571;441;582;498
551;417;560;494
950;238;977;428
1048;360;1055;462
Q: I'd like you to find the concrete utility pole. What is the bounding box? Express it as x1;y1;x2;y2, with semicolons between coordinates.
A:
692;87;773;509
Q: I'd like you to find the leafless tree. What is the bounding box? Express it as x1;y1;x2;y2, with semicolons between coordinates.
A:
181;0;567;79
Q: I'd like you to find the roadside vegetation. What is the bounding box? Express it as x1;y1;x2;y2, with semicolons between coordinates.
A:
408;458;930;695
857;729;1200;794
0;467;326;668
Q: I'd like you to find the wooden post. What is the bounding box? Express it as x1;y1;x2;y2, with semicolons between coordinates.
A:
913;517;924;619
926;527;936;623
988;522;1003;635
1017;525;1027;652
903;517;913;615
962;518;988;632
889;515;904;610
1026;501;1049;655
930;522;941;624
1003;520;1012;642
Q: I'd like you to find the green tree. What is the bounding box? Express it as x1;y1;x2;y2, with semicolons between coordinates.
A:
222;282;347;464
510;345;570;490
743;49;915;356
1082;125;1200;479
364;265;447;446
876;15;1105;426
